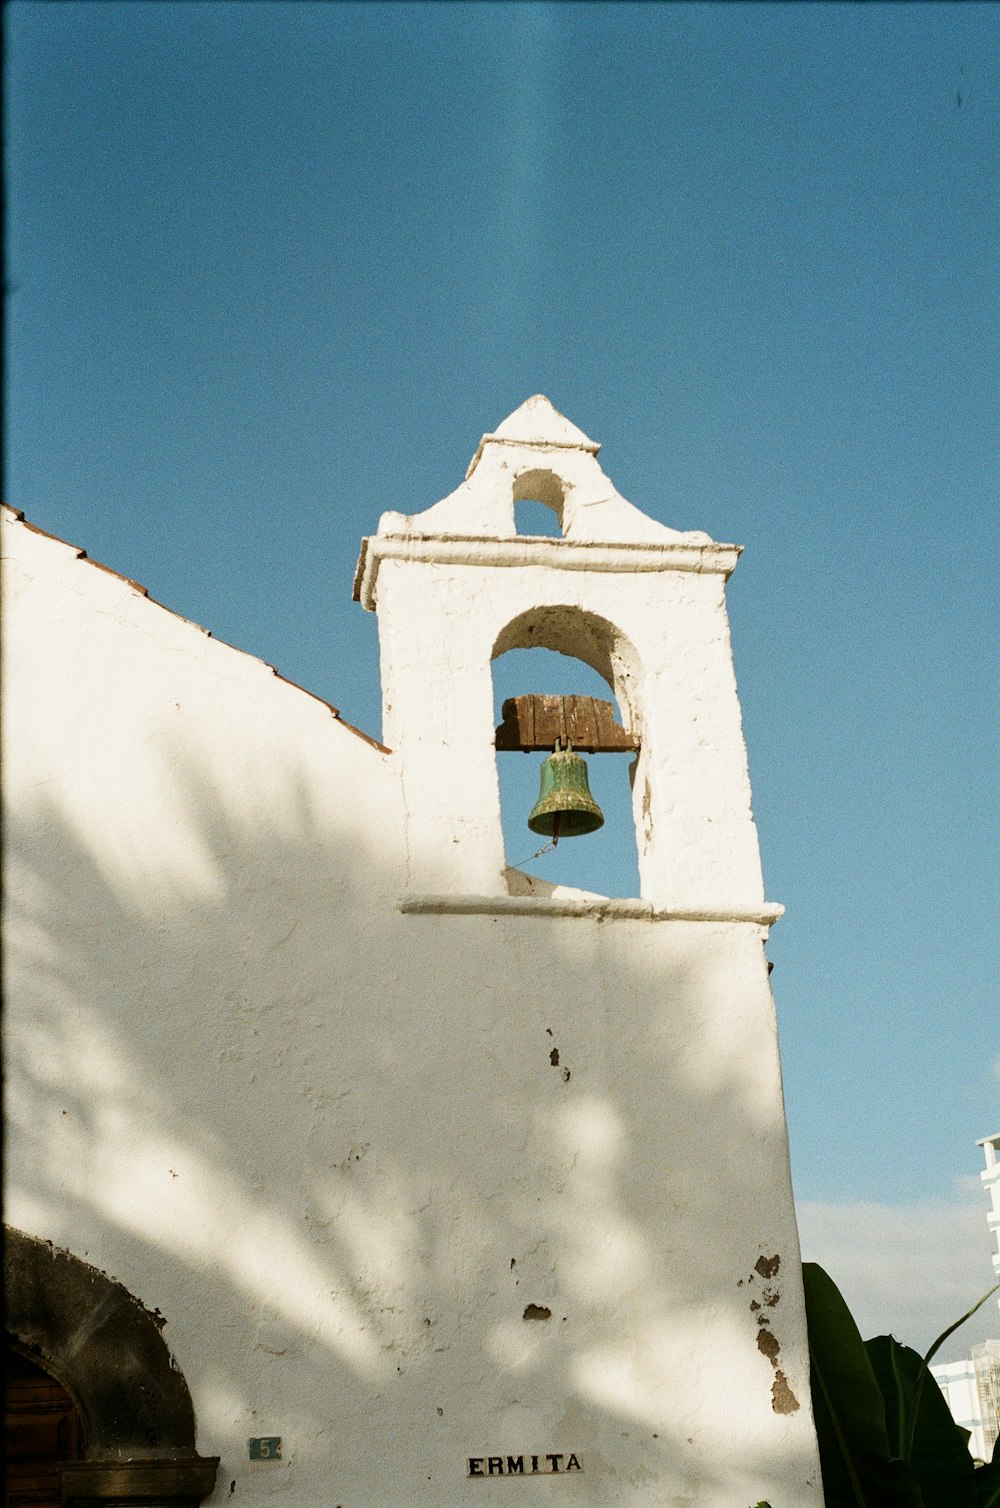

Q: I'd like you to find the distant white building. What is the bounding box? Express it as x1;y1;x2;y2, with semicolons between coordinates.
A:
931;1134;1000;1463
981;1133;1000;1301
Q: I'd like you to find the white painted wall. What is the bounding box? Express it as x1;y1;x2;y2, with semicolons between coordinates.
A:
2;399;822;1505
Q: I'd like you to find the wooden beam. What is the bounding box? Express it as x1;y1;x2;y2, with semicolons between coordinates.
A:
495;695;638;753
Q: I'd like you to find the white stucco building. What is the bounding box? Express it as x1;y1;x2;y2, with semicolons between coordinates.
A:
980;1133;1000;1302
931;1134;1000;1463
4;398;823;1506
932;1344;1000;1466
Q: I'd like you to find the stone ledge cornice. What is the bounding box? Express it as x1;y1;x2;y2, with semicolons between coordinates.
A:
354;533;742;609
466;431;602;476
61;1457;220;1507
399;895;783;926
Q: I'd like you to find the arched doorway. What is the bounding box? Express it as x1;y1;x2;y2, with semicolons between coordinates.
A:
4;1343;84;1508
4;1228;218;1508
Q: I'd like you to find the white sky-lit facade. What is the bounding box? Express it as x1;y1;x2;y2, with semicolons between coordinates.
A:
931;1136;1000;1463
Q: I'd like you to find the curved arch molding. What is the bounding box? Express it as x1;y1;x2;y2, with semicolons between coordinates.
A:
5;1226;218;1507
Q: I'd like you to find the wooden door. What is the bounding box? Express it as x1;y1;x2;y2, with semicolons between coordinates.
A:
4;1344;84;1508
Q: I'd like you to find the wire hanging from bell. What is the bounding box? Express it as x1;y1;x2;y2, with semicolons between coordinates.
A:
510;813;562;869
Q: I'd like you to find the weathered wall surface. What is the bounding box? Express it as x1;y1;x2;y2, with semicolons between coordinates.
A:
3;429;822;1506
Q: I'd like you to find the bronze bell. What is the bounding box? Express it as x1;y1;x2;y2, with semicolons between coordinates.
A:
527;741;604;839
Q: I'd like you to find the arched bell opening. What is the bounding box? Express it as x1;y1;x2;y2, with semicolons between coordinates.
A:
491;607;644;898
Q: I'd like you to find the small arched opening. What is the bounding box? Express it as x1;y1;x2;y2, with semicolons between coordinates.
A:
513;469;566;538
492;607;644;898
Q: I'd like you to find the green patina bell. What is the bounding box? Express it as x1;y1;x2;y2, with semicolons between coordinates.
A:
527;741;604;839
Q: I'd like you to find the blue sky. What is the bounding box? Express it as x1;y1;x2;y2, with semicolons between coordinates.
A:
6;2;998;1351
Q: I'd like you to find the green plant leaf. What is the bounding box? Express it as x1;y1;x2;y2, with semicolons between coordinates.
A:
906;1284;1000;1462
866;1336;976;1508
802;1263;891;1506
974;1453;1000;1507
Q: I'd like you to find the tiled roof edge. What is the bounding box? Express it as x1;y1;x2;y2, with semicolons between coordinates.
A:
2;505;391;756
